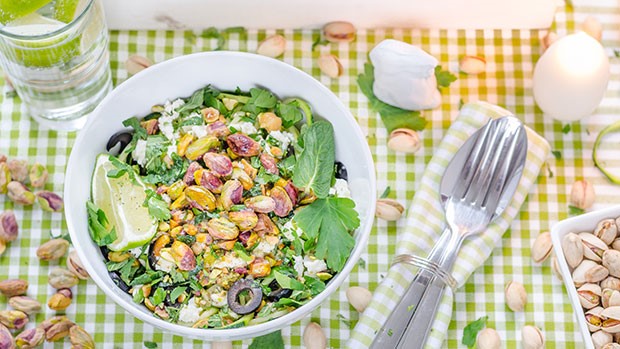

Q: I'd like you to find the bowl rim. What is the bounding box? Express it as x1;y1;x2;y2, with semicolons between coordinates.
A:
550;204;620;349
64;51;377;340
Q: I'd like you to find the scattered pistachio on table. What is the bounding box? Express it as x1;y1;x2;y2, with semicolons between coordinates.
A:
0;279;28;297
346;286;372;313
582;16;603;42
387;128;421;154
317;54;343;78
0;310;28;330
35;191;64;212
476;327;501;349
256;35;286;58
531;231;552;263
303;322;327;349
28;163;48;188
48;268;79;289
505;281;527;312
48;289;72;311
0;163;9;194
542;31;558;51
9;296;41;315
323;21;356;43
459;56;486;75
570;179;595;210
36;238;70;261
44;318;74;342
6;182;35;206
69;325;95;349
125;55;153;76
375;198;404;221
211;341;233;349
521;325;545;349
0;211;18;243
66;251;89;280
0;324;13;349
15;327;45;348
6;159;28;183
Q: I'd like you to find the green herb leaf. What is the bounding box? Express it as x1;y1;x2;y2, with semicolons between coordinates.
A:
294;197;360;272
249;330;284;349
337;313;352;328
562;124;571;134
273;270;305;290
357;258;366;269
130;271;164;286
435;65;457;88
234;242;253;262
142;153;189;185
462;315;488;348
303;276;326;296
169;286;186;303
176;234;196;245
122;116;147;140
151;287;166;306
178;88;204;113
380;186;391;198
312;33;329;50
292;121;335;198
276;101;304;128
86;201;118;246
357;63;427;133
201;27;225;50
144;341;158;349
593;119;620;184
569;205;585;216
551;150;562;160
248;88;278;109
144;190;171;221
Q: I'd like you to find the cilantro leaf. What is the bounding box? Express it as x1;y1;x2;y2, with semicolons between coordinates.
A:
294;197;360;272
86;201;118;246
144;190;171;221
562;124;571;134
276;101;304;128
462;315;488;348
292;121;335;198
312;33;329;51
248;88;278;109
144;341;158;349
122;116;147;140
435;66;457;88
357;63;427;132
551;150;562;160
249;331;284;349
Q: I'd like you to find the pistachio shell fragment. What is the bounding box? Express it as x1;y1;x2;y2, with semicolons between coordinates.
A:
387;128;421;154
562;232;584;268
323;21;356;43
303;322;327;349
346;286;372;313
375;198;404;221
257;35;286;58
571;179;595;210
531;232;552;263
317;54;343;78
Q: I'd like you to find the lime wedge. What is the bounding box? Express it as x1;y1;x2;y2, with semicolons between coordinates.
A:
54;0;80;23
0;0;52;25
91;154;158;251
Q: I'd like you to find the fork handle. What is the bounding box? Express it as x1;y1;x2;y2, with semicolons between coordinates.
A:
370;228;454;348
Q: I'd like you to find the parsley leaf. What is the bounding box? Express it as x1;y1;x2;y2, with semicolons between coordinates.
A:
247;88;277;109
144;190;171;221
122;116;147;140
569;205;585;216
249;331;285;349
150;287;167;306
274;270;305;290
292;121;335;198
357;62;427;132
462;315;488;348
337;313;352;328
435;66;457;88
551;150;562;160
178;88;204;113
312;34;329;51
294;197;360;272
86;201;117;246
169;286;186;303
276;101;304;128
562;124;571;134
144;341;158;349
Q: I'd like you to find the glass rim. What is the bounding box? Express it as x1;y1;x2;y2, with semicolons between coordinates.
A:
0;0;96;40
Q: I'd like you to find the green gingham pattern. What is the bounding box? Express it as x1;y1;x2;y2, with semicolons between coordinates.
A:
348;102;550;348
0;0;618;346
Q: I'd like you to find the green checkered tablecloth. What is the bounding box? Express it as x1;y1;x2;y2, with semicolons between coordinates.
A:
1;0;619;347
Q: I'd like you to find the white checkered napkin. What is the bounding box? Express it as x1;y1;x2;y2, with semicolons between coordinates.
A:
348;101;551;348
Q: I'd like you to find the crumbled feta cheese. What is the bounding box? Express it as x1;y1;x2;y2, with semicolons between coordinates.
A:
230;121;257;135
164;98;185;114
329;178;351;198
154;251;176;272
252;237;279;258
166;144;177;157
293;255;305;278
161;193;171;205
281;220;302;241
303;256;327;276
179;298;203;324
132;139;147;166
212;253;247;269
182;125;209;139
268;131;296;150
158;99;185;140
209;289;228;307
127;247;143;259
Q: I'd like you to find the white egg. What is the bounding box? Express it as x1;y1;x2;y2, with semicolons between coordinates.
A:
533;32;610;122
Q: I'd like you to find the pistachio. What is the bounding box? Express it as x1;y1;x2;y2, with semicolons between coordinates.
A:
141;118;159;135
186;136;220;161
212;341;233;349
206;217;239;240
596;219;619;245
505;281;527;312
203;153;233;177
303;322;327;349
0;162;10;194
45;318;74;341
551;255;563;281
7;160;28;183
183;161;204;185
6;182;34;205
581;233;609;263
67;250;89;280
602;277;620;291
36;191;64;212
69;325;95;349
220;180;243;210
48;268;79;289
206;121;231;138
254;213;278;235
0;310;28;330
593;330;613;349
0;211;18;243
476;327;501;349
232;167;253;191
0;324;13;349
226;134;261;157
579;283;602;309
603;288;620;308
107;251;130;263
604;250;620;278
587;265;611;284
28;163;48;188
257;34;286;58
587;307;605;332
185;186;217;211
459;56;486;75
228;210;258;231
317;54;343;78
542;31;558;51
521;325;544;349
323;21;356;43
249;258;271;277
0;279;27;297
531;231;552;263
613;238;620;252
601;306;620;333
602;344;620;349
48;291;72;311
170;241;196;271
15;327;44;348
125;55;153;75
562;232;584;268
270;186;293;217
201;107;221;123
387;128;421;154
199;170;224;194
260;153;279;175
9;296;41;315
346;286;372;313
38;315;69;332
375;198;404;221
574;260;601;287
571;179;595;210
245;196;276;213
36;238;69;261
257;112;282;133
582;15;603;41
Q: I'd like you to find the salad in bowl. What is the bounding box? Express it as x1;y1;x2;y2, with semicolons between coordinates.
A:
86;84;360;329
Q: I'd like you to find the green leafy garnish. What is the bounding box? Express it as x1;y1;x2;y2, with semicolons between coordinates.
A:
276;100;305;128
380;186;391;199
247;88;278;109
294;197;360;272
201;27;247;50
569;205;585;216
150;287;167;306
86;201;118;246
551;150;562;160
337;314;352;327
562;124;571;134
593;120;620;184
144;190;171;221
169;286;186;303
435;66;457;88
462;315;488;348
273;270;305;290
144;341;158;349
249;330;284;349
178;88;204;114
357;63;427;133
122;116;147;140
292;121;335;199
312;33;329;50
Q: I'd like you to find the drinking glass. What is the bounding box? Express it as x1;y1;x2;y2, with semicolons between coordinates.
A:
0;0;112;131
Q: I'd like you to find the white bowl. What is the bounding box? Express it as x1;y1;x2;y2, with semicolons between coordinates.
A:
551;204;620;349
64;51;376;341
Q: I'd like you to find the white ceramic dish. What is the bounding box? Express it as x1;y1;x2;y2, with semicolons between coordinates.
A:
551;204;620;349
64;51;376;341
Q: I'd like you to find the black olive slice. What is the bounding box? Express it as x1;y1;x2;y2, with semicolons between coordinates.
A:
334;161;348;181
266;279;292;302
106;131;133;154
227;279;263;315
109;272;130;293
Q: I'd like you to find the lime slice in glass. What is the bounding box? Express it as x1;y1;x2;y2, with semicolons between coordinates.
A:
0;0;52;25
91;154;158;251
54;0;81;23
